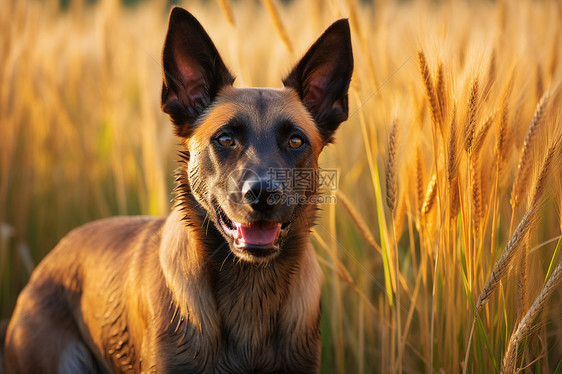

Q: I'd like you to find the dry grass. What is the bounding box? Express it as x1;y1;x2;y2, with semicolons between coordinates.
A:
2;0;562;373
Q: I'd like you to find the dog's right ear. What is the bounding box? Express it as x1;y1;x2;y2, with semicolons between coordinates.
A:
161;7;235;138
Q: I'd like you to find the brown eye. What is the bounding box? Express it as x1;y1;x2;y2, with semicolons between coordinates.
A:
217;134;234;147
288;135;304;149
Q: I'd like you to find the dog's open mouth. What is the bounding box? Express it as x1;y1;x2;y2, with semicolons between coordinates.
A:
215;203;294;260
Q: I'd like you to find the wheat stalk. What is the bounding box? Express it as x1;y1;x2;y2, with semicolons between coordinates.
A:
464;139;560;372
262;0;294;57
470;113;494;229
515;241;528;322
336;190;382;255
496;73;514;176
385;117;402;372
536;64;544;102
475;139;559;311
394;192;407;242
217;0;236;27
463;202;537;374
548;34;559;81
502;258;562;373
483;49;496;99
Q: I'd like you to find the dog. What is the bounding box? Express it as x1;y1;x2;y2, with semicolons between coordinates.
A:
3;7;353;373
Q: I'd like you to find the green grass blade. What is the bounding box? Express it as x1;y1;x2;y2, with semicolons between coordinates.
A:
356;90;393;306
553;357;562;374
545;235;562;285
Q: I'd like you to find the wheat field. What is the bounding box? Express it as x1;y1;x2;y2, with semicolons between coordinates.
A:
2;0;562;372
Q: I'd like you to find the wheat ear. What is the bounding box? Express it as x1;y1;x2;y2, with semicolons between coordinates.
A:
464;79;479;152
448;106;461;217
415;146;425;219
421;173;437;216
436;62;447;127
447;105;459;185
470;156;482;231
418;50;441;133
386;119;399;212
473;112;495;155
511;93;550;209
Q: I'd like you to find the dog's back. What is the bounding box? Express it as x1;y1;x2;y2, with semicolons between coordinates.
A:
4;216;163;373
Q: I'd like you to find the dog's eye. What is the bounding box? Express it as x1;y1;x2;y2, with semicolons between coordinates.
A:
217;134;235;147
288;135;304;149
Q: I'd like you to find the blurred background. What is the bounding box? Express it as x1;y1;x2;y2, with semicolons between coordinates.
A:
2;0;562;372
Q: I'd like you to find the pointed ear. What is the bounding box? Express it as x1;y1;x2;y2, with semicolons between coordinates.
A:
283;19;353;144
161;7;235;138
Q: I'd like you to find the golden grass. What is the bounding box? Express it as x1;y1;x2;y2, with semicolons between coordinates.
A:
2;0;562;373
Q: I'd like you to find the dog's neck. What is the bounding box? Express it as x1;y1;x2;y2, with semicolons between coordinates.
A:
160;166;318;347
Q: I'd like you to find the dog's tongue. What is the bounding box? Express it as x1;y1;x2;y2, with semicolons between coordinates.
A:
236;222;281;246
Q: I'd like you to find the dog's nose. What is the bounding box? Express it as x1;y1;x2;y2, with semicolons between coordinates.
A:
242;177;282;211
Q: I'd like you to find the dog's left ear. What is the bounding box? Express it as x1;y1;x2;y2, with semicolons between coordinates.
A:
283;19;353;144
161;7;235;138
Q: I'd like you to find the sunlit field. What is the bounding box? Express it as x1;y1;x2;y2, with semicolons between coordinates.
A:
2;0;562;372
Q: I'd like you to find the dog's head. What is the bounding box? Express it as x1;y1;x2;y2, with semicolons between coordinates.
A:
161;7;353;263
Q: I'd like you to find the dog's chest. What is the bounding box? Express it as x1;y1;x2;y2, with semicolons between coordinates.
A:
215;335;280;374
212;274;288;372
157;297;294;373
